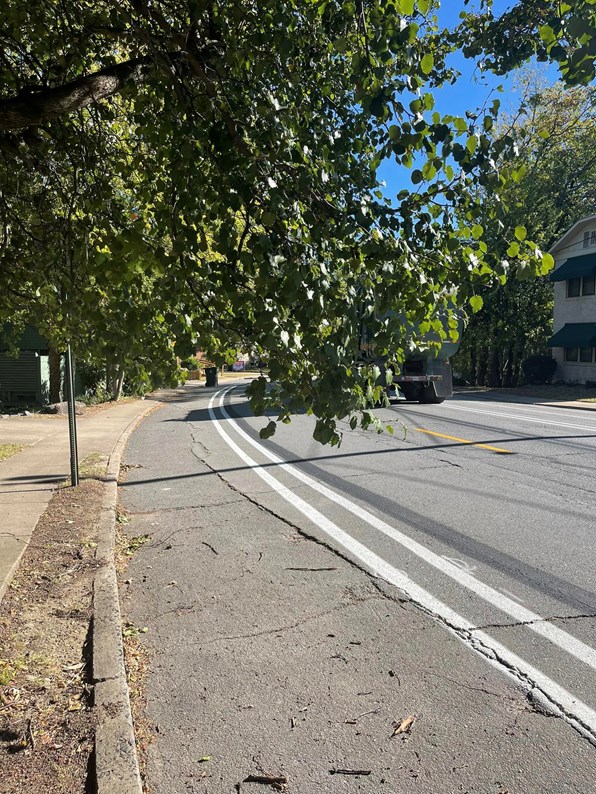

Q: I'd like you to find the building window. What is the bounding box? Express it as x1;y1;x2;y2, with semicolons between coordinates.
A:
565;347;596;363
567;275;596;296
583;275;596;296
567;277;581;297
585;231;591;248
584;230;596;248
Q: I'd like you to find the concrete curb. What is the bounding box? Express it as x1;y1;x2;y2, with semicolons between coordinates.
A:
540;401;596;412
93;401;160;794
453;390;596;413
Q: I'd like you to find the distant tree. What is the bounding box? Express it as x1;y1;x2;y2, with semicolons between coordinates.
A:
456;77;596;388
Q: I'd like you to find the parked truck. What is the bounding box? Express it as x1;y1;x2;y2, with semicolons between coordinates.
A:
358;315;462;404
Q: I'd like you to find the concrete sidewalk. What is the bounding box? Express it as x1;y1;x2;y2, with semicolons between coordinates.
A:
453;388;596;412
542;399;596;411
0;398;160;603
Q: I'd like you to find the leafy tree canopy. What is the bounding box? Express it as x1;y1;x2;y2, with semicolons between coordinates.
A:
1;0;594;441
455;75;596;388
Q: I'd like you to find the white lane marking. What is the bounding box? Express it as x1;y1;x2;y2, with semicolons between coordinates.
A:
207;390;596;739
467;402;596;418
442;404;596;433
500;588;526;604
443;556;477;574
415;400;596;420
215;388;596;676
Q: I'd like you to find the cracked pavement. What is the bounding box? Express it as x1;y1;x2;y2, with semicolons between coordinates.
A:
119;385;596;793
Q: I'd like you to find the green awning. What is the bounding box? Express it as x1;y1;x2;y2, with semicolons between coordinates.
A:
550;252;596;281
547;323;596;347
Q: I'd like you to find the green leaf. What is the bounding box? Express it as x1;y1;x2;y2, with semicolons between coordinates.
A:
539;24;557;44
422;161;437;180
259;421;277;440
507;241;520;257
396;0;415;14
514;225;527;241
471;224;483;239
388;125;401;142
421;53;434;75
469;295;483;313
511;164;527;183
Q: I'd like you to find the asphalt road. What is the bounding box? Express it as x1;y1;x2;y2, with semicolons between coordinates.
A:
119;383;596;792
208;385;596;743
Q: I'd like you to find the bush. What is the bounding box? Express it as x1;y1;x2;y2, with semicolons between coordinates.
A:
521;355;557;385
180;355;198;370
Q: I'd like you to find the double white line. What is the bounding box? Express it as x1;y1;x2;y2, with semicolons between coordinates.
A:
207;387;596;743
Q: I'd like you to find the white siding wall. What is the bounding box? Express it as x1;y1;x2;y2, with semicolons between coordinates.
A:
552;224;596;383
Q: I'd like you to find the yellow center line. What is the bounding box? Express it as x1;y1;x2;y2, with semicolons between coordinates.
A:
415;428;513;454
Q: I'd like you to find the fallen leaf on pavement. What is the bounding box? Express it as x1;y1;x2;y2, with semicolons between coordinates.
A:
329;769;372;776
392;714;416;736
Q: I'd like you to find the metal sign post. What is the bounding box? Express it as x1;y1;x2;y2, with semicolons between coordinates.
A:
65;344;79;486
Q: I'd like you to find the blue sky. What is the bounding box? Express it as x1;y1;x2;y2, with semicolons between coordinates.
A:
378;1;558;196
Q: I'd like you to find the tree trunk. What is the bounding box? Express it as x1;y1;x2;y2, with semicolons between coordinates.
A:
477;349;488;387
106;361;115;397
470;347;478;386
111;367;125;401
503;343;515;387
515;344;526;387
49;347;62;403
488;347;501;387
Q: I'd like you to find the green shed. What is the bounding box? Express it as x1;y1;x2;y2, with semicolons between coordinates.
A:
0;326;50;406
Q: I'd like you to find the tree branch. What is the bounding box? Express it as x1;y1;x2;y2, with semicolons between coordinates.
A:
0;58;151;130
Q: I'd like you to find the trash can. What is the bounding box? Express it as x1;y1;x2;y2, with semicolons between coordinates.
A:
205;367;218;387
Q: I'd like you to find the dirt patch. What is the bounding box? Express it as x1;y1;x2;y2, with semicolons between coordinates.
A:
0;478;105;793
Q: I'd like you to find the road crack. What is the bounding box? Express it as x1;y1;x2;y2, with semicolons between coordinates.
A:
475;612;596;631
424;670;519;701
439;458;463;469
194;595;382;645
